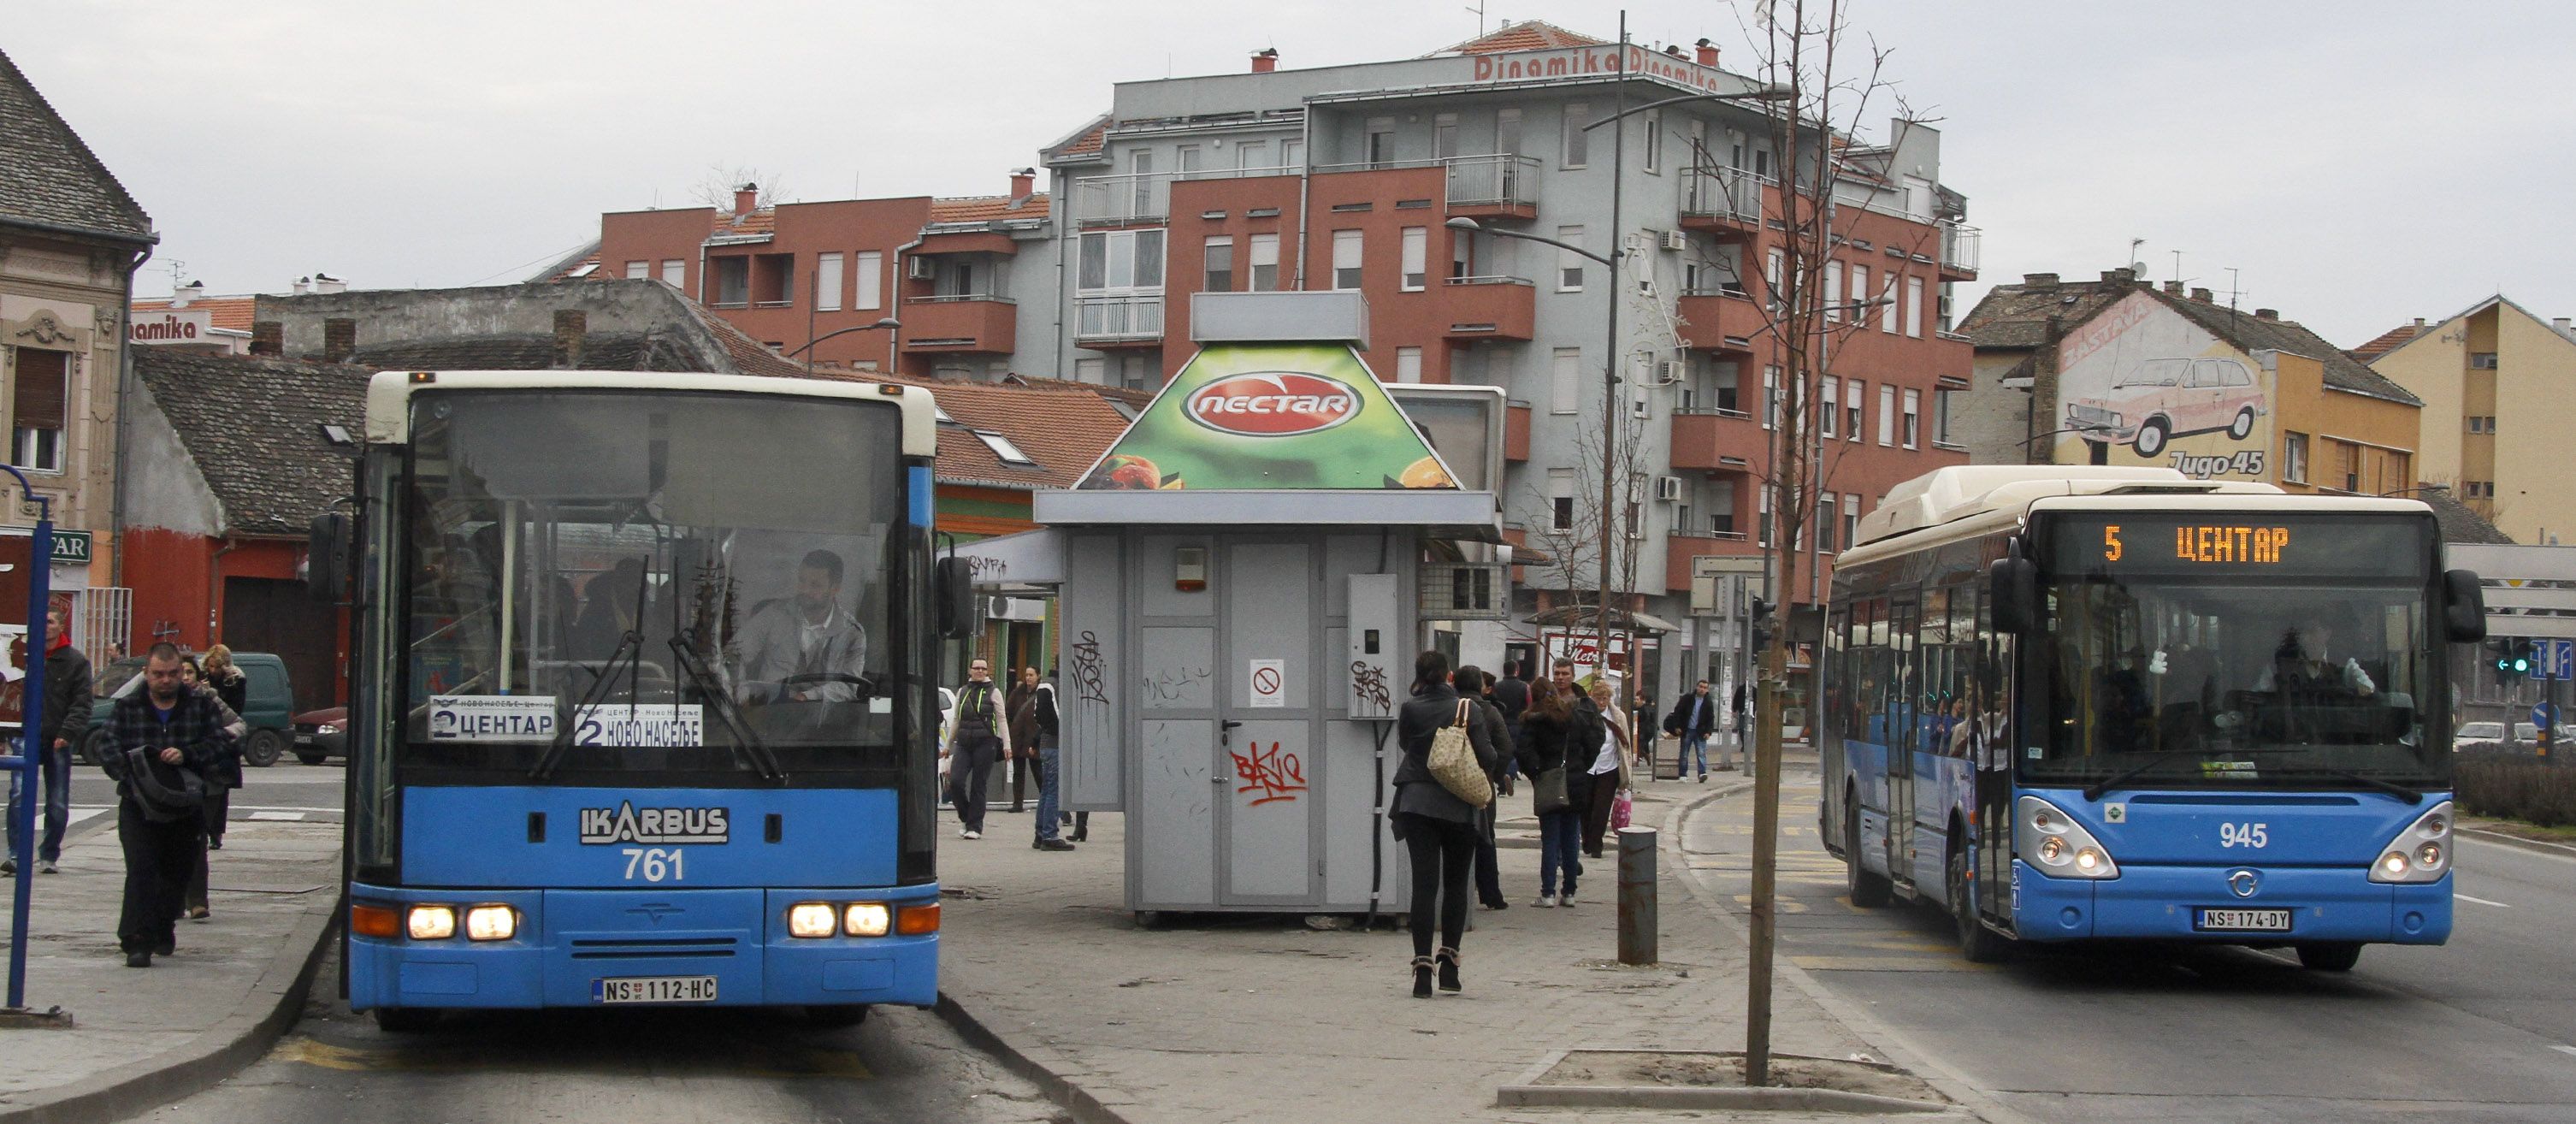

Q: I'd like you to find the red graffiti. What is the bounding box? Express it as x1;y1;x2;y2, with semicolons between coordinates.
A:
1231;741;1307;806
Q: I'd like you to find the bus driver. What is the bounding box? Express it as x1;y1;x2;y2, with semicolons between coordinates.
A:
2255;618;2376;697
737;548;869;703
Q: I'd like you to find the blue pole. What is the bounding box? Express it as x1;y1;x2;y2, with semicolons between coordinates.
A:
3;467;49;1011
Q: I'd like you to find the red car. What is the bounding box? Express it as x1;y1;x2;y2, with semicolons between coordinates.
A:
291;706;346;765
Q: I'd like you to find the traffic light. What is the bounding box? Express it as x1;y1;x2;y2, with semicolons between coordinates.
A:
1748;595;1775;652
2494;639;2535;681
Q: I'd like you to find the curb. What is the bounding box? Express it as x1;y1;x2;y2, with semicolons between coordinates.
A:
1496;1047;1951;1114
931;991;1140;1124
0;887;341;1124
2457;825;2576;860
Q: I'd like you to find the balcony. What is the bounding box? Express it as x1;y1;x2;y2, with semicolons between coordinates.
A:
1669;408;1764;473
1444;154;1541;220
901;294;1017;355
1939;222;1981;280
1679;168;1771;237
1674;287;1764;353
1505;400;1531;463
1439;275;1535;340
1666;529;1756;594
1075;294;1164;348
1072;172;1172;227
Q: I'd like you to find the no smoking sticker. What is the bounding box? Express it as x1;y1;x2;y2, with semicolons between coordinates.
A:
1248;660;1285;707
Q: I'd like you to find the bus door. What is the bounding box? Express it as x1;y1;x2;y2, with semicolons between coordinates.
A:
1972;592;2016;929
1818;606;1849;852
1885;594;1918;895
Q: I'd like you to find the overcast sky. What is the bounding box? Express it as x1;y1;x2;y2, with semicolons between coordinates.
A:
18;1;2573;346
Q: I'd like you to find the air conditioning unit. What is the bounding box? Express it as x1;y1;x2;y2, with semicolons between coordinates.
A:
1655;475;1685;502
1661;229;1688;251
1657;359;1687;384
1418;563;1510;620
906;256;935;281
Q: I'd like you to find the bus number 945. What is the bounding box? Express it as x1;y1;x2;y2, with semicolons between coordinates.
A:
622;848;686;882
2219;822;2269;849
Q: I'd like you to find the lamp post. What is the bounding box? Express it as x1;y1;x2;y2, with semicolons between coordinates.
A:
786;316;902;376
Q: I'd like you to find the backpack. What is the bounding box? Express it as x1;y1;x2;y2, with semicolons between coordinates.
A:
1427;700;1493;808
122;748;208;824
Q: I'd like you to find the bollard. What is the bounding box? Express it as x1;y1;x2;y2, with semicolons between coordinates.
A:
1616;825;1657;965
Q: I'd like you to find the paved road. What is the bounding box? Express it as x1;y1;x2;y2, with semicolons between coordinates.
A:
1685;767;2576;1122
50;757;348;841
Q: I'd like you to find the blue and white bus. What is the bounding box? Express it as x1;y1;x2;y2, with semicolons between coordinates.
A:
1819;467;2486;970
326;371;966;1030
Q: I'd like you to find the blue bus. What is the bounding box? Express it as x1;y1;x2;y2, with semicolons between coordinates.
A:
323;371;966;1030
1819;467;2485;971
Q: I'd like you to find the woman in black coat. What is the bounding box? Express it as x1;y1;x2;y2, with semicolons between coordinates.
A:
1391;650;1497;997
1455;666;1515;911
1514;659;1603;906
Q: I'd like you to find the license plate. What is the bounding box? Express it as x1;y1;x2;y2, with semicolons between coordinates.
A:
592;975;718;1004
292;733;314;745
2195;908;2292;932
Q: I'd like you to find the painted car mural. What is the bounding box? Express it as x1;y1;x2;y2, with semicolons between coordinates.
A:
2065;355;2264;457
2053;291;2274;480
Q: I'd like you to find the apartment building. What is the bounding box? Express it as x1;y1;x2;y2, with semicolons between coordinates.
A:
2364;296;2576;544
560;176;1058;379
1037;21;1978;691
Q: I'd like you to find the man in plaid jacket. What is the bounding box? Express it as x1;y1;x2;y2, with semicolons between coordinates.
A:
103;644;230;967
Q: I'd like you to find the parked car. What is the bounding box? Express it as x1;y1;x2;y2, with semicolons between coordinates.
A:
292;706;347;765
2453;720;2507;754
81;652;298;768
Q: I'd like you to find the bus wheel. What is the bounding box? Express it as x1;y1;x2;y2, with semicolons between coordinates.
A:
372;1007;439;1033
1845;795;1891;908
805;1004;870;1029
2295;942;2362;972
1948;843;2008;963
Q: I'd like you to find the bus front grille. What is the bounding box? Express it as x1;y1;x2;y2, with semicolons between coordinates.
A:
566;936;741;960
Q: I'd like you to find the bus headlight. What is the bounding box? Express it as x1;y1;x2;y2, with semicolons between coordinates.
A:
464;906;517;942
788;902;838;938
407;904;457;940
2372;801;2453;884
842;902;891;938
2018;796;2119;879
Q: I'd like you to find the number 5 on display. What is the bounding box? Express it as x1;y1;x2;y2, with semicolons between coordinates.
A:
2104;524;2123;562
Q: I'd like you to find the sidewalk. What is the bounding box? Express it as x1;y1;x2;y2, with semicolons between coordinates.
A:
0;811;341;1122
936;761;1945;1123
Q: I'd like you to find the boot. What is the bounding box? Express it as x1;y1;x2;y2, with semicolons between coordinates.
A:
1435;947;1462;994
1410;955;1435;998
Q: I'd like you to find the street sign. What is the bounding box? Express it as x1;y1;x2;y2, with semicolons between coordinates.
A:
2533;701;2559;731
2547;639;2576;682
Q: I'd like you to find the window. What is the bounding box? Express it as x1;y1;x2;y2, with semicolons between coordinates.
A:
1332;230;1363;290
855;251;883;309
1845;379;1864;441
813;251;843;311
2467;415;2496;434
1497;109;1521;156
1433;113;1459;161
1752;147;1770;179
1710;361;1740;413
1901;388;1921;449
1280;138;1304;169
1176;145;1202;177
9;348;67;473
1710;479;1738;535
974;430;1037;467
1557;225;1586;291
1127;149;1154;215
1877;384;1897;446
625;260;649;280
2471;352;2498;370
1550;468;1577;530
659;259;684;288
1551;347;1581;413
1881;273;1900;332
1819;376;1839;438
1842;494;1860;549
1075;357;1105;383
2284;431;2309;483
1450;228;1474;280
1642;109;1662;173
2337;441;2363;492
1562;102;1589;166
712;257;750;305
1400;227;1427;291
1818;494;1839;552
1249;234;1279;291
1766;248;1784;302
1849;263;1869;319
2466;481;2496;500
2381;451;2412;495
1905;275;1925;338
1763;367;1780;429
1203;236;1234;293
1078;229;1166;293
1396;346;1423;384
1237;141;1269;171
1935;387;1955;445
1366;117;1397;168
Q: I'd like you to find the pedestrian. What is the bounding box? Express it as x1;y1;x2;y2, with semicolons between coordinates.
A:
1455;666;1513;910
1728;680;1752;772
184;648;249;920
3;606;90;877
1390;650;1495;997
1030;668;1073;851
1664;678;1718;783
940;657;1011;840
102;644;227;967
1580;676;1634;859
1631;683;1658;777
1489;659;1529;792
1006;666;1039;813
1515;658;1595;906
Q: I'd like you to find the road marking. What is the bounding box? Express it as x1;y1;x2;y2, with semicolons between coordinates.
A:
248;811;306;822
2456;893;2512;908
2553;1045;2576;1058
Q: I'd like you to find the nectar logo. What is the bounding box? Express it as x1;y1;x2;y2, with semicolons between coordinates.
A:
1184;371;1360;437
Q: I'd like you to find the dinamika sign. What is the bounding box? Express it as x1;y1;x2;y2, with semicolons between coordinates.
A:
1077;344;1458;491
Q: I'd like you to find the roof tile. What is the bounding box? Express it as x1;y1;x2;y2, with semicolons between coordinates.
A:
1437;20;1606;56
929;193;1051;223
0;47;152;242
133;350;369;535
132;295;258;333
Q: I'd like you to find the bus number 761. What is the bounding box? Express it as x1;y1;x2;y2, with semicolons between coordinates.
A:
622;848;687;882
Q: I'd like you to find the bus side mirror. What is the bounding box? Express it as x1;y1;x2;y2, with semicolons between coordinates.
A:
1988;557;2038;635
2443;570;2486;643
307;512;351;600
935;556;976;640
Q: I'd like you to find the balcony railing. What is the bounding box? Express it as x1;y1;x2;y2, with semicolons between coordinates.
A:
1071;172;1173;226
1681;167;1772;225
1941;221;1982;274
1670;528;1750;541
1075;294;1165;341
1445;154;1542;211
907;293;1012;305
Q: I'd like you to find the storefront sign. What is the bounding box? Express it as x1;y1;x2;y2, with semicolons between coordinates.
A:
1078;343;1458;492
1469;45;1731;93
129;309;212;346
48;530;88;567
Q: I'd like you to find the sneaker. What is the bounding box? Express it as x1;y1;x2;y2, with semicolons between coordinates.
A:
38;860;56;874
1034;837;1076;851
0;859;15;875
1699;773;1709;783
207;838;223;850
959;829;982;840
1530;895;1557;908
1558;892;1575;907
125;950;151;968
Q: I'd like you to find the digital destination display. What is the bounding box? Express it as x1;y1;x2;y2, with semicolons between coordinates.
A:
2048;514;2427;580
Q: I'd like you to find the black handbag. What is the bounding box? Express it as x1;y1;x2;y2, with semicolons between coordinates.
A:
123;748;208;824
1530;766;1570;814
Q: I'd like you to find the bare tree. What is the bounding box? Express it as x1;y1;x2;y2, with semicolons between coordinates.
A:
1521;406;1653;673
689;167;793;211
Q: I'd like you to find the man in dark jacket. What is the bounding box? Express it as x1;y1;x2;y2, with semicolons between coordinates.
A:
103;644;228;967
941;659;1013;840
4;607;90;875
1030;668;1072;851
1728;681;1752;772
1663;679;1718;783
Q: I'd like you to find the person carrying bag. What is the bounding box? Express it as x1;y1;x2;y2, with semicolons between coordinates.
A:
1389;652;1497;998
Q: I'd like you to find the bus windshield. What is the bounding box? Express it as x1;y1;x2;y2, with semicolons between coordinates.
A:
2029;513;2443;790
399;389;907;778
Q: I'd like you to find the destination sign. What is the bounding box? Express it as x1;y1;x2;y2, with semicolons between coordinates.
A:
2048;514;2427;580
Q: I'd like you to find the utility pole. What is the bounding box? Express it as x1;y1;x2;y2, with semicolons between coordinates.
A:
1592;11;1629;677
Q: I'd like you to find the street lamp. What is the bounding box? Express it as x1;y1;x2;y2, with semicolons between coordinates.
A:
786;316;902;376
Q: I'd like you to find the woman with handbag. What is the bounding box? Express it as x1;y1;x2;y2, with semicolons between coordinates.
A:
1580;677;1634;859
1515;658;1597;907
180;654;246;921
1391;650;1497;997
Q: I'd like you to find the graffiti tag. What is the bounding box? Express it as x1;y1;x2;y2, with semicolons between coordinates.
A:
1231;741;1308;807
1069;630;1109;706
1350;661;1391;713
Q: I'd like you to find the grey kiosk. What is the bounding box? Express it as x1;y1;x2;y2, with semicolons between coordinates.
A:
1002;293;1503;917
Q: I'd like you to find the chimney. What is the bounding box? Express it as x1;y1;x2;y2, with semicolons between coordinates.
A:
1695;38;1719;67
2163;281;2183;295
1251;48;1279;74
2254;308;2278;322
552;310;588;370
733;183;759;216
2189;287;2213;304
1663;44;1687;59
2555;317;2572;333
2100;268;2133;284
292;275;310;296
313;273;346;295
171;280;204;308
322;317;357;363
1009;168;1035;200
250;321;282;357
2413;317;2426;327
2022;272;2059;289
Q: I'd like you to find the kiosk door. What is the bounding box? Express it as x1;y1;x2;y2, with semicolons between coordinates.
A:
1216;540;1320;906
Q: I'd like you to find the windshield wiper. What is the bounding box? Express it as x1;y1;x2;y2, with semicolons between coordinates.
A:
531;628;641;780
2082;747;2305;802
668;635;783;782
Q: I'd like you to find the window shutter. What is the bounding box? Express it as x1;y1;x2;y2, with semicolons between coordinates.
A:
13;349;68;431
